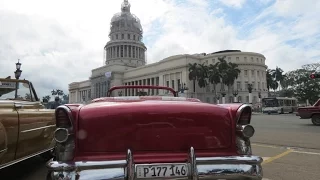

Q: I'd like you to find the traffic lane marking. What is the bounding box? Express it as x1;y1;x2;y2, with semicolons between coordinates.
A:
253;143;320;155
261;149;293;165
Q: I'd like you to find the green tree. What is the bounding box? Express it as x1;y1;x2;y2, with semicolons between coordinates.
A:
42;95;51;103
197;63;208;89
285;66;320;104
188;63;199;93
208;63;220;93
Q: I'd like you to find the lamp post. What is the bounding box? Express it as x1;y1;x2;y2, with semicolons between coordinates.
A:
82;94;85;103
233;89;239;103
247;83;253;104
258;91;262;113
118;91;123;97
220;88;226;104
216;95;220;104
14;59;22;98
177;83;188;97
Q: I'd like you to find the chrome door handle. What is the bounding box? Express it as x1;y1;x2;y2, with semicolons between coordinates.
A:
14;104;23;109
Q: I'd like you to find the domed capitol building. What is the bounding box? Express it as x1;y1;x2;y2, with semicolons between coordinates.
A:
68;0;268;104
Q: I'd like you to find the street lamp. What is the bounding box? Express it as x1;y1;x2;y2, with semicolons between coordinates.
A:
14;59;22;98
118;91;123;97
247;83;253;104
233;89;239;103
220;88;226;104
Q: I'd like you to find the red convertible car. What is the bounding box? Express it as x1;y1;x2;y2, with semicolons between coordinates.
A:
47;85;263;180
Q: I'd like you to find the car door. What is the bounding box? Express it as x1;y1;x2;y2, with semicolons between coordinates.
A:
14;101;55;160
0;101;19;167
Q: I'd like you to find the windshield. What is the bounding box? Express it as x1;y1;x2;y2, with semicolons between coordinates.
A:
0;80;34;101
262;98;278;107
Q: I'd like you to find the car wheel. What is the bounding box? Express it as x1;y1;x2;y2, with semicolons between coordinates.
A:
311;114;320;126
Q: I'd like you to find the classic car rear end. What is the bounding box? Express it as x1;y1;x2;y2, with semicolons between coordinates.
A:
47;86;263;180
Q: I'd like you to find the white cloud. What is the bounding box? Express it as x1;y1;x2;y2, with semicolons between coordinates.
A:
218;0;247;8
0;0;319;98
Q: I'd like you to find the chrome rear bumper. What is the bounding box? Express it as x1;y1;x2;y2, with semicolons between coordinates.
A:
47;147;263;180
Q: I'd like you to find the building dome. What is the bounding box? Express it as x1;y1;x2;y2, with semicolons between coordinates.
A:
104;0;147;67
110;0;143;36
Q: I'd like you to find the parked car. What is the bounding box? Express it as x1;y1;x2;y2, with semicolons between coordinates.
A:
296;99;320;126
47;85;263;180
0;78;56;169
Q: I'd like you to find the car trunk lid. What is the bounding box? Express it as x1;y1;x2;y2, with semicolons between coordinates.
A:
77;101;233;153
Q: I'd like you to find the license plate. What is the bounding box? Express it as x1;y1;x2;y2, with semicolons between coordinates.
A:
136;164;188;179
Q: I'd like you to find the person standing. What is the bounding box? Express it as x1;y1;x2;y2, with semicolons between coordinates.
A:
51;96;61;109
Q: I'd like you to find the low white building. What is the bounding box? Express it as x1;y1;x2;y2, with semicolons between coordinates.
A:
69;0;268;104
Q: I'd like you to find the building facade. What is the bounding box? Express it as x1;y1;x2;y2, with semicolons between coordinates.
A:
69;0;268;104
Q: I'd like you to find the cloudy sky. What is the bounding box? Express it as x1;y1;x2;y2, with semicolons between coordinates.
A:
0;0;319;98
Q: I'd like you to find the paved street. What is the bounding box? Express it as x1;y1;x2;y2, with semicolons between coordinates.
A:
1;113;319;180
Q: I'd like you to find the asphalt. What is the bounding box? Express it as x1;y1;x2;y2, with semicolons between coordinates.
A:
1;113;319;180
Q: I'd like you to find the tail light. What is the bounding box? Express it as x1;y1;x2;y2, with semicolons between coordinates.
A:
235;104;254;155
54;105;75;161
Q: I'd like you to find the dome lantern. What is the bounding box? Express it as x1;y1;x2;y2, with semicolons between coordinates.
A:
121;0;131;13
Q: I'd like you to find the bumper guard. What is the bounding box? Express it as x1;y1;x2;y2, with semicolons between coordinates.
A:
47;147;263;180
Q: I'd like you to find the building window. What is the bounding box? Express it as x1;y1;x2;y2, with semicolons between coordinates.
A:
244;70;248;76
133;35;136;40
127;34;130;39
251;57;253;60
252;81;255;89
177;79;181;90
257;71;260;77
251;70;254;76
236;57;239;61
166;81;169;93
122;34;124;39
245;81;248;90
262;82;265;89
258;82;261;89
244;57;247;62
246;96;249;103
256;58;259;62
116;34;118;39
212;59;215;63
238;96;242;102
237;81;241;90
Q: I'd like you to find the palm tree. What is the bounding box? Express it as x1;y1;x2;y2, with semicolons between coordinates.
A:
271;67;285;90
188;63;199;93
197;63;208;89
226;62;241;96
266;69;273;92
208;64;220;92
51;89;57;96
216;56;229;91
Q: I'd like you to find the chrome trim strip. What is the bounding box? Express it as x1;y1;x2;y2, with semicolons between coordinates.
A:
0;148;7;153
21;124;56;133
126;149;134;180
236;104;252;124
55;105;74;128
0;147;54;170
189;147;198;180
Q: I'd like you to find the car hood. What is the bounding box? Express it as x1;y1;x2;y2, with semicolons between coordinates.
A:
76;100;234;153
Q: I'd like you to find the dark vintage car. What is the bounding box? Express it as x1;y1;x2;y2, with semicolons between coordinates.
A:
0;78;56;169
47;85;263;180
296;99;320;126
